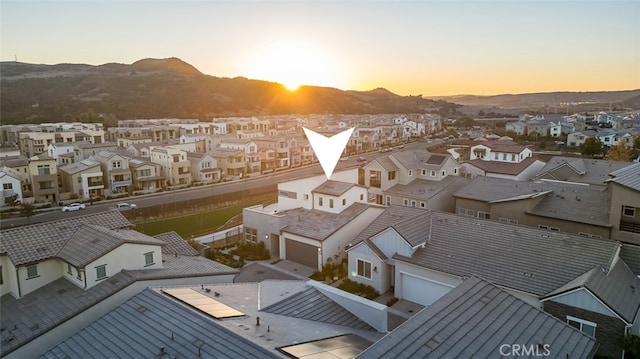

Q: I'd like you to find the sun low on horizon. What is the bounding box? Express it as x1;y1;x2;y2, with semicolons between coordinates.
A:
242;40;346;91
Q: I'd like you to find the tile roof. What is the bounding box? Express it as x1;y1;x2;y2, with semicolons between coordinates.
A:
373;156;399;171
282;202;370;241
384;176;470;202
0;211;132;266
543;259;640;324
462;156;541;176
357;276;597;359
393;211;620;297
620;243;640;275
607;162;640;191
0;155;29;168
153;231;199;256
482;139;530;153
534;156;632;186
38;289;279;359
349;206;427;247
57;225;166;267
261;286;375;331
389;150;454;171
312;180;358;196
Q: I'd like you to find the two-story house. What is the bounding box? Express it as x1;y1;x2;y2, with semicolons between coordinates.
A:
460;139;546;180
606;163;640;245
211;148;246;180
0;166;22;207
92;151;133;196
220;138;261;175
129;158;164;192
28;154;59;204
149;146;191;188
187;152;221;184
58;159;104;201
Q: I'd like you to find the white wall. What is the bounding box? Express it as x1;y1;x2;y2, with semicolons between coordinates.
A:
347;244;387;293
19;259;63;297
393;260;462;301
322;206;385;265
85;243;162;289
277;169;359;211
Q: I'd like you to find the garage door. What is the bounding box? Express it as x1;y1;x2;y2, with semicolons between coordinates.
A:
400;273;454;306
285;239;318;269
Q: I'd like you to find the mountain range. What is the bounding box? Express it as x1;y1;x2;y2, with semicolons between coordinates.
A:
0;58;447;125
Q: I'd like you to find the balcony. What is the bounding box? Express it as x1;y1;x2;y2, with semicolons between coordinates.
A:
620;221;640;234
112;180;132;189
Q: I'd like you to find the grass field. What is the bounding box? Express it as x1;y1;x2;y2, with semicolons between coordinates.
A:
134;198;273;238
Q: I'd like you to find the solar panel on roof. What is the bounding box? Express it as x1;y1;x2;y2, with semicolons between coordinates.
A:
162;288;244;319
278;334;372;359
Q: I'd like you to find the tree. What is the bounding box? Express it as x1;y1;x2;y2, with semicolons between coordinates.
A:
20;202;35;224
607;141;632;162
633;135;640;150
580;137;603;157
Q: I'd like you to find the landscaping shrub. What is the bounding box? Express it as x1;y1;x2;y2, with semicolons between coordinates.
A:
230;241;270;261
338;278;379;299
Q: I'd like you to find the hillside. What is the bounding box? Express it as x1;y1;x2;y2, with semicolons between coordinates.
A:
0;58;445;124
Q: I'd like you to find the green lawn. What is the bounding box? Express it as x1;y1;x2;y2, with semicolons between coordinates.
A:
135;198;271;238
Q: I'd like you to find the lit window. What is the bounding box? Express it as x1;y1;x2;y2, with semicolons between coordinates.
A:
357;259;372;280
26;265;38;279
96;265;107;280
567;316;596;337
144;252;154;266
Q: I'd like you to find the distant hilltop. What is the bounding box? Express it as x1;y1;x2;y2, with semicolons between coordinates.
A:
0;57;447;124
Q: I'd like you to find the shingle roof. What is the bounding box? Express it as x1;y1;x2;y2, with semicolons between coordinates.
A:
543;259;640;324
282;202;370;241
154;231;198;256
357;276;597;359
312;180;358;196
535;156;632;186
607;162;640;191
57;225;166;267
38;289;279;359
0;211;132;266
261;286;375;331
462;156;541;176
393;212;619;297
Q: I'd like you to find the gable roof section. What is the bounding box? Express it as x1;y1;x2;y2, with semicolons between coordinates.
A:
542;259;640;324
620;243;640;275
38;289;279;359
534;156;631;186
390;150;453;171
312;180;357;197
56;224;165;268
154;231;198;256
384;176;470;201
607;162;640;191
356;276;597;359
453;176;549;202
393;212;620;297
282;202;370;241
462;156;541;176
0;211;132;266
526;184;611;227
373;156;399;171
349;206;427;247
261;286;375;331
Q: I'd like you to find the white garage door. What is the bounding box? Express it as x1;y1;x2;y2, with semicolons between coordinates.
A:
400;273;454;306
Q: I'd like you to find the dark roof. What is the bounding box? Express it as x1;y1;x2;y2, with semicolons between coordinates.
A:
282;202;370;241
0;211;132;266
621;243;640;275
349;206;427;247
154;231;198;256
234;262;309;283
607;162;640;191
0;155;29;168
38;289;279;359
543;259;640;324
261;286;375;331
383;176;470;202
462;156;541;176
393;212;619;297
312;180;358;197
57;224;166;267
390;150;454;170
357;277;597;359
534;156;632;186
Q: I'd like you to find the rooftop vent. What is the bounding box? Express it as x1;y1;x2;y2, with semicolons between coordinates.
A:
426;338;440;349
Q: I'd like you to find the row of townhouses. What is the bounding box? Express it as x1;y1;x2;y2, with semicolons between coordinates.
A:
0;115;442;206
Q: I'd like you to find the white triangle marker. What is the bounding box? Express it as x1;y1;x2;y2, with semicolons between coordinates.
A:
303;127;354;180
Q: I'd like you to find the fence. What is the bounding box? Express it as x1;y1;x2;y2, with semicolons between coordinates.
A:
193;225;243;247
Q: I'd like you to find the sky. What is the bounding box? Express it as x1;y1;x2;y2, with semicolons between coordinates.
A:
1;1;639;97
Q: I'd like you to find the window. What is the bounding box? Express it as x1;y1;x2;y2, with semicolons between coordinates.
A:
623;206;636;217
112;161;122;168
477;211;490;219
303;194;309;201
539;225;560;231
27;265;38;279
0;266;3;285
360;194;364;201
357;259;372;280
329;199;334;208
144;252;154;266
411;200;416;207
441;170;446;177
458;208;474;217
37;164;51;175
421;169;427;176
567;316;596;337
244;227;257;242
319;197;324;206
386;196;391;206
67;263;72;275
453;168;458;175
342;199;346;206
408;170;413;176
430;170;436;177
96;265;107;280
403;199;409;206
388;171;396;180
420;202;426;208
3;183;12;190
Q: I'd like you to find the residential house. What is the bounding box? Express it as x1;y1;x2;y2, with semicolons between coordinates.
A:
116;136;153;148
220;137;261;174
92;151;133;196
187;152;221;184
0;166;22;207
568;130;599;148
27;154;59;203
149;146;191;188
0;156;30;196
125;141;165;159
460;139;546;181
58;159;104;201
46;142;77;165
533;156;632;187
0;212;238;358
357;276;598;359
606;163;640;245
505;121;528;136
75;141;119;160
211;122;227;135
211;148;246;180
346;207;639;358
129;159;164;192
179;133;215;153
253;136;295;171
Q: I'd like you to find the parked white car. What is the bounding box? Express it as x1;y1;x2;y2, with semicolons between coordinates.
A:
116;203;137;210
61;203;85;212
